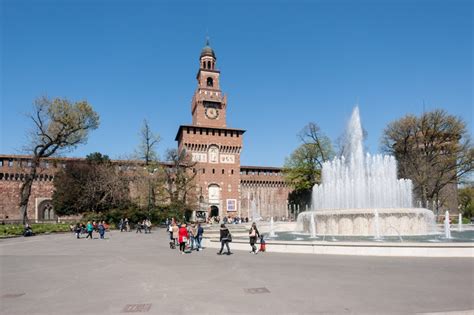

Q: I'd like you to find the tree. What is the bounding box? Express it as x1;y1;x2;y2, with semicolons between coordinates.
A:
134;119;161;210
162;148;197;216
283;122;334;205
381;109;474;210
135;119;160;165
20;96;99;224
52;152;129;215
458;186;474;220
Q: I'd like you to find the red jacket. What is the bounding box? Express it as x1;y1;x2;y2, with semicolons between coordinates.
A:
178;227;189;243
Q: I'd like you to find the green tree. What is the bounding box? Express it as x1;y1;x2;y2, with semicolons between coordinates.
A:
381;109;473;210
283;122;334;205
458;186;474;219
20;96;99;224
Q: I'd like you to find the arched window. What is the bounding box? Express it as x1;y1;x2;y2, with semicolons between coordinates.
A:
202;61;205;69
207;61;211;69
207;77;213;87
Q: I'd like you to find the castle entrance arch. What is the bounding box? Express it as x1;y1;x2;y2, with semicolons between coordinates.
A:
208;184;220;218
210;205;219;218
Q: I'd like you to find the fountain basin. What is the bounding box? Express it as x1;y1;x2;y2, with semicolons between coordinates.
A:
297;208;436;236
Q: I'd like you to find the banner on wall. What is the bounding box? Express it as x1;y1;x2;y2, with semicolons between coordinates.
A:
227;199;237;212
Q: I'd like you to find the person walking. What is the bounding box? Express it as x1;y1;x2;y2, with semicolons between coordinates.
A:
119;218;124;232
75;223;81;239
136;220;143;233
124;218;130;232
172;223;179;246
189;223;197;250
86;221;93;239
249;222;260;254
178;224;189;254
145;219;152;233
217;224;232;255
196;223;204;251
98;221;106;239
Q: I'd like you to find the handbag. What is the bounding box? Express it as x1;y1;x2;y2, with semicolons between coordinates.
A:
227;233;232;242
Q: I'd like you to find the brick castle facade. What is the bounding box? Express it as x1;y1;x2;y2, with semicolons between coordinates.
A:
0;41;292;222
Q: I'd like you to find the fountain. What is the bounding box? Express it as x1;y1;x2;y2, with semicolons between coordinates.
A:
310;213;317;238
458;213;462;232
297;106;436;236
444;211;452;239
250;200;262;222
373;209;382;241
269;217;277;238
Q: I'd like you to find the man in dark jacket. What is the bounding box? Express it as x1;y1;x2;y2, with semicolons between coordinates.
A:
196;223;204;251
217;224;232;255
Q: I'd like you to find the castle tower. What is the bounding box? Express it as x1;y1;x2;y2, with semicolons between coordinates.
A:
191;38;227;127
176;39;245;219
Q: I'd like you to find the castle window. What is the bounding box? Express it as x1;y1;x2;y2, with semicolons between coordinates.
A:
8;160;13;167
0;160;3;167
207;77;213;87
212;169;215;174
207;61;211;69
203;169;206;174
231;170;234;175
222;169;225;174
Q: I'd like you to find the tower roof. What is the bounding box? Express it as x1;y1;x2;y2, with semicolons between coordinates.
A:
200;38;216;59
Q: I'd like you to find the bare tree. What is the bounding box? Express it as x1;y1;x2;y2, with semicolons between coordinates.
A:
136;119;160;165
162;148;198;215
381;109;473;211
134;119;161;209
20;96;99;224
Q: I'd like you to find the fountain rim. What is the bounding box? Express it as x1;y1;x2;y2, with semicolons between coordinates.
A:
299;208;434;216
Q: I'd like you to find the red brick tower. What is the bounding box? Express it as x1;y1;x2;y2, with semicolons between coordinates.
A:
175;39;245;219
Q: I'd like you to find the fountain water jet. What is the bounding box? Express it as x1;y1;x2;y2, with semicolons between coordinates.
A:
444;211;452;239
297;106;436;236
373;209;382;241
458;213;463;232
310;213;317;238
269;217;277;238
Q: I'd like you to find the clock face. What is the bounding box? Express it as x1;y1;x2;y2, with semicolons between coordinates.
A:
205;107;219;119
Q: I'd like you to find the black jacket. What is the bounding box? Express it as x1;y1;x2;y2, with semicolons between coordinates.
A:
220;227;230;241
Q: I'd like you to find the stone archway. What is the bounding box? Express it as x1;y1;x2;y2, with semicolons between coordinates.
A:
210;205;219;218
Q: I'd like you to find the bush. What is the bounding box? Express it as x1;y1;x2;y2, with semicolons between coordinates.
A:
80;205;178;229
0;223;71;237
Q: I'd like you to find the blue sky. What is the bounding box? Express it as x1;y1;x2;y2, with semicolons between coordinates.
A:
1;0;472;167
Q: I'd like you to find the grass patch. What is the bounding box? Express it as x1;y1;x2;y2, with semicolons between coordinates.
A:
0;223;72;237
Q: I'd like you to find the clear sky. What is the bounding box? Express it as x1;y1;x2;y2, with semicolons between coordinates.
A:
1;0;472;167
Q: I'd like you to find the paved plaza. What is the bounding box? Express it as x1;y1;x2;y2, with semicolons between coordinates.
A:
1;229;473;315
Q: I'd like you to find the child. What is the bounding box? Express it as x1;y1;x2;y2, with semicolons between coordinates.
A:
259;234;266;252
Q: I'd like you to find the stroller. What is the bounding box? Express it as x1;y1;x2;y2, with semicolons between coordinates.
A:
169;240;176;249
